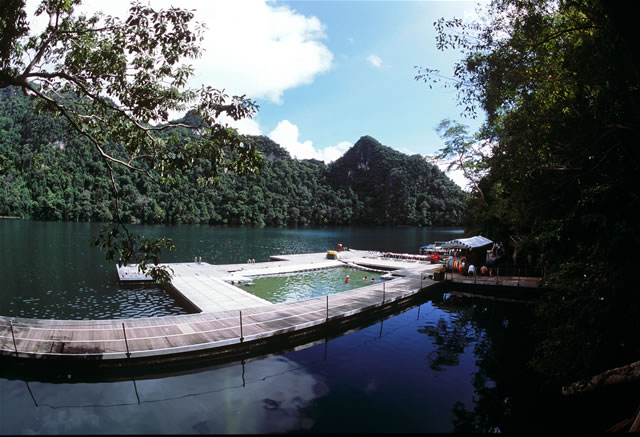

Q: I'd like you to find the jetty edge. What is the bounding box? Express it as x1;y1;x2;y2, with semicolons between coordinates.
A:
0;249;537;370
0;250;443;368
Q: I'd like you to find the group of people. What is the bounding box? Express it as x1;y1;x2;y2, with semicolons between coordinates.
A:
345;275;376;283
452;256;494;277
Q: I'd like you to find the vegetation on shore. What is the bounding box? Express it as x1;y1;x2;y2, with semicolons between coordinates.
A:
418;0;640;404
0;88;465;227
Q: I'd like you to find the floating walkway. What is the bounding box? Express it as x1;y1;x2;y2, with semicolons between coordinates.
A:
0;249;540;369
115;250;407;313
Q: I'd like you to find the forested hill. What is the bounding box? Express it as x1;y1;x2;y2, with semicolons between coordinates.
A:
328;136;465;225
0;89;466;226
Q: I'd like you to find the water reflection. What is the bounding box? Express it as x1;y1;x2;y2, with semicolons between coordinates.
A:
1;221;463;319
2;355;328;434
1;291;564;434
419;315;477;371
422;292;564;433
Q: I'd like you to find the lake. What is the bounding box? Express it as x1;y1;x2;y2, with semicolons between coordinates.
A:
0;221;588;433
0;220;463;319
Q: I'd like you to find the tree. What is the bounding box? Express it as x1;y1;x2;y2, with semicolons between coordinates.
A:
434;118;488;202
418;0;640;385
0;0;261;282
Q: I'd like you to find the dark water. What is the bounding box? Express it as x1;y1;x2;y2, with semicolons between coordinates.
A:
0;221;619;433
1;291;567;434
0;220;463;319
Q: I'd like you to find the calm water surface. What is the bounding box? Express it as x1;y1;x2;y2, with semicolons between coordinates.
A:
0;221;595;433
0;291;565;434
0;220;463;319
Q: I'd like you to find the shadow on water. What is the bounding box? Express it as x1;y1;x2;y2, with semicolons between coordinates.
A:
424;292;553;433
1;287;632;433
419;292;639;433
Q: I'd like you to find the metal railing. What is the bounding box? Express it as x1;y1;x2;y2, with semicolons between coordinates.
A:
444;263;544;286
0;277;407;359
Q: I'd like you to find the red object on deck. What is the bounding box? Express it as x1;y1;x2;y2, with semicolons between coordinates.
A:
338;243;343;252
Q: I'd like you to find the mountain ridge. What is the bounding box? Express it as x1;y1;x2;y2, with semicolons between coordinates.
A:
0;90;466;226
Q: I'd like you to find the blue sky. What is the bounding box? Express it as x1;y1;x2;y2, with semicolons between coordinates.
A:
258;1;485;160
25;0;487;187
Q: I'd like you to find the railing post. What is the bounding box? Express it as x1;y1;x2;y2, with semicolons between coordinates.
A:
326;295;329;322
496;267;500;285
122;323;131;358
10;320;18;357
239;311;244;342
382;283;385;303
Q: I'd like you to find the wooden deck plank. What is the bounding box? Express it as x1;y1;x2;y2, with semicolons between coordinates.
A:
1;251;543;363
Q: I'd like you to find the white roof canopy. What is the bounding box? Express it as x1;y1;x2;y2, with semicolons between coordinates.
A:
442;236;493;249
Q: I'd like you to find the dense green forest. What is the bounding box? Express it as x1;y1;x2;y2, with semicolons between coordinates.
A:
418;0;640;394
0;87;466;227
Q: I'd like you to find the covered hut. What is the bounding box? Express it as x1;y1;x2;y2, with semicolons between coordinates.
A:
442;235;493;267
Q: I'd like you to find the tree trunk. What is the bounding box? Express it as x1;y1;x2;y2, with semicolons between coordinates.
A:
562;360;640;396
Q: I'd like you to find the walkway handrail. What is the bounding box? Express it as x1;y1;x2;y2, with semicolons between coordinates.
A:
0;280;398;331
446;262;544;277
0;276;420;358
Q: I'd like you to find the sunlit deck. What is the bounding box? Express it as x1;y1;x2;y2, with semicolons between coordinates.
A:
0;250;444;367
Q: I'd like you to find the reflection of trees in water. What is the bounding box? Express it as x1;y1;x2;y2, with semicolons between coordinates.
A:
418;307;478;371
3;356;327;434
421;293;546;433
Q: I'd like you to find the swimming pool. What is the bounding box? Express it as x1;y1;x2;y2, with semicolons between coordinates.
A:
239;266;390;303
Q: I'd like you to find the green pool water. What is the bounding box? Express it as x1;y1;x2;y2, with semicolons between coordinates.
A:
238;266;388;303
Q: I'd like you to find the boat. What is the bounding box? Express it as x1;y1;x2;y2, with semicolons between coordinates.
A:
418;241;448;263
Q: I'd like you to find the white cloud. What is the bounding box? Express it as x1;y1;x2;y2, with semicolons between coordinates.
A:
425;154;470;191
367;54;383;68
442;167;470;191
189;1;333;103
268;120;350;163
268;120;315;159
26;0;333;104
217;114;263;136
319;141;352;163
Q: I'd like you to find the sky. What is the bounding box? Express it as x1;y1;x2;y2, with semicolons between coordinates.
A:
25;0;488;188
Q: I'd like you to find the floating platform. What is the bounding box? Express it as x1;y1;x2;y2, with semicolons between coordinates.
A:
116;250;419;313
0;249;541;369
